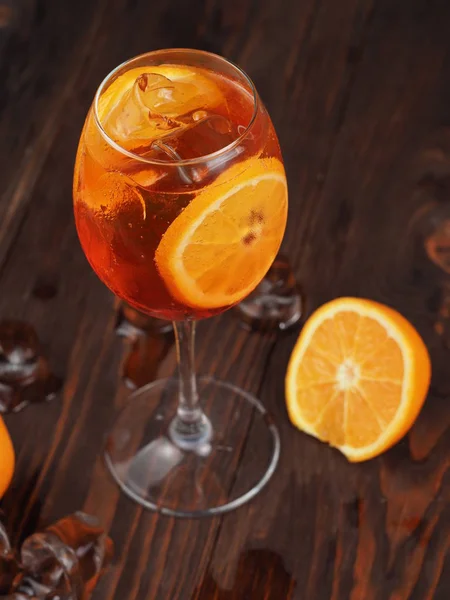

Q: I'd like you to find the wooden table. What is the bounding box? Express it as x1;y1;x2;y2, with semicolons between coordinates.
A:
1;0;450;598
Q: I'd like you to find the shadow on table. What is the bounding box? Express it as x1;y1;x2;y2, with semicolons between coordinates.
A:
195;548;295;599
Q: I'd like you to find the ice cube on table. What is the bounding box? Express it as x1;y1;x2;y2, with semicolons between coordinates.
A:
236;254;303;332
425;218;450;274
12;512;113;600
0;320;61;414
0;519;20;598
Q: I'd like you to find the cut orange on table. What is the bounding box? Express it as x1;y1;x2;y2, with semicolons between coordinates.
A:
285;298;431;462
155;157;288;309
0;416;14;498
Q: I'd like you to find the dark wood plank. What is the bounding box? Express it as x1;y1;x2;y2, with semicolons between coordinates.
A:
0;0;110;268
201;1;450;599
1;0;450;599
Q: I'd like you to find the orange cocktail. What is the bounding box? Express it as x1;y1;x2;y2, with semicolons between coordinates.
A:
74;54;286;320
73;49;287;517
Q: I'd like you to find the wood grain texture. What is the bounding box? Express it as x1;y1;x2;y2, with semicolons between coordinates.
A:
1;0;450;598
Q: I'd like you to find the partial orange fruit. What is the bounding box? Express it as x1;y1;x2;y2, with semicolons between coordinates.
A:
155;157;288;309
0;417;14;497
285;298;431;462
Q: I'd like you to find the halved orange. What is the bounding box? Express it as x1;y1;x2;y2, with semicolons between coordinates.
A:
286;298;431;462
155;157;288;309
0;416;14;498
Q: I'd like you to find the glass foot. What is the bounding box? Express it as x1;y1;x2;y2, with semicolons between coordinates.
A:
105;376;280;518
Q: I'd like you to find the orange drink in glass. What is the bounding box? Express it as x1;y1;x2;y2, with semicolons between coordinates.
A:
74;49;287;517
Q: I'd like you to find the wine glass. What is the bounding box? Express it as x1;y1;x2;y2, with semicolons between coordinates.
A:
73;49;288;517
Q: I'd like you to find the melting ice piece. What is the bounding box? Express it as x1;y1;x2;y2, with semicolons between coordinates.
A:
0;521;11;556
103;73;182;150
135;73;194;117
104;71;224;151
116;302;173;338
0;518;20;597
0;320;61;414
144;111;242;184
151;112;238;158
105;74;183;145
425;218;450;274
115;302;173;390
235;254;302;332
12;512;113;600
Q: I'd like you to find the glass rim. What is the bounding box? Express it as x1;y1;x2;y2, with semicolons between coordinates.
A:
93;48;259;167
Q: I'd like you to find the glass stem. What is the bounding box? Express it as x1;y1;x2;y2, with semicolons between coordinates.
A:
170;320;212;449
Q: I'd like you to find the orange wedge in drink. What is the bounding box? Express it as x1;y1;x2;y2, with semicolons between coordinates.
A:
155;157;288;309
285;298;431;461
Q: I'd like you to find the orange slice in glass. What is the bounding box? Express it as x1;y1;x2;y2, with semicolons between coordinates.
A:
285;298;431;461
155;157;288;309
